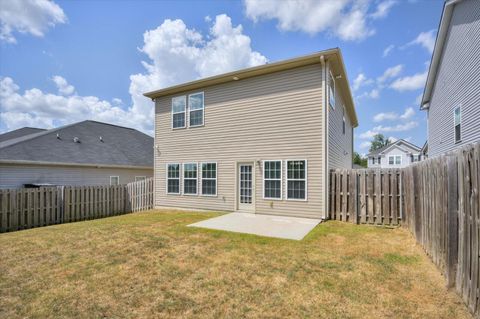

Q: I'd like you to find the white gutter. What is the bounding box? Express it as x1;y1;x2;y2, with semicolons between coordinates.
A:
421;0;463;110
0;159;152;170
320;55;329;220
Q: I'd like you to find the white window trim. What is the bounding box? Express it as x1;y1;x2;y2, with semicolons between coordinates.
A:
135;176;146;182
388;156;394;165
171;95;186;130
110;176;119;185
166;163;181;195
388;155;402;165
285;159;308;201
395;155;402;165
188;92;205;128
454;105;461;143
262;160;282;200
183;162;198;196
200;161;217;197
329;71;335;109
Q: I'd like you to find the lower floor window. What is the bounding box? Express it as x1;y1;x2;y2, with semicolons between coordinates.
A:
183;163;198;195
201;162;217;195
167;164;180;194
287;160;306;200
264;160;282;199
110;176;119;185
389;155;401;165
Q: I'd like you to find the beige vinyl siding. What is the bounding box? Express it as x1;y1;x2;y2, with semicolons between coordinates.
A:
154;64;325;218
0;164;152;189
427;0;480;157
328;62;353;170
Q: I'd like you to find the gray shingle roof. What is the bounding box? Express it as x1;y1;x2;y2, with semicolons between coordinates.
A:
367;139;421;156
0;127;46;143
0;121;153;167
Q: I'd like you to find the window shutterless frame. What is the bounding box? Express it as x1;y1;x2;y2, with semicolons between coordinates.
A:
329;71;335;109
171;95;186;129
262;160;282;200
285;159;308;201
110;176;119;185
166;163;181;195
454;106;461;143
135;176;146;182
188;92;204;127
200;162;217;196
183;163;198;195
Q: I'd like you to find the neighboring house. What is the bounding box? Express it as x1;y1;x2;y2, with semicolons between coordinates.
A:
421;0;480;157
367;139;423;169
144;48;358;219
0;121;153;188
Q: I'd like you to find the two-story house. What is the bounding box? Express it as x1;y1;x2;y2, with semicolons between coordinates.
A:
421;0;480;157
367;139;422;169
144;49;358;219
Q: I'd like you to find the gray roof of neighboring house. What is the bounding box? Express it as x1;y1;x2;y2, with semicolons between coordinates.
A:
0;120;153;168
367;139;422;156
0;127;46;143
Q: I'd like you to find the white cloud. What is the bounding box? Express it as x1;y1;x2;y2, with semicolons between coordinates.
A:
52;76;75;96
373;121;419;132
0;0;66;43
359;130;379;139
357;88;380;99
373;107;415;122
370;0;397;19
359;141;371;149
377;64;403;83
373;111;397;122
244;0;395;41
0;14;267;134
390;70;427;91
383;44;394;57
400;107;415;120
352;73;373;91
407;29;436;53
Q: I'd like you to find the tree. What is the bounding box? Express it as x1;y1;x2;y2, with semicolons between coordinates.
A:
353;152;368;168
369;134;391;152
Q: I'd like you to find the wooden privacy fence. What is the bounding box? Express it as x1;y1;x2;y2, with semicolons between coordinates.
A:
329;169;402;225
329;143;479;317
0;177;154;233
403;144;479;317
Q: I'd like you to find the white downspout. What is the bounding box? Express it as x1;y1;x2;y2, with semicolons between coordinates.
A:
320;55;329;219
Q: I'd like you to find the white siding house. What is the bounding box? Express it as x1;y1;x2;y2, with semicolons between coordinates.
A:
367;139;422;169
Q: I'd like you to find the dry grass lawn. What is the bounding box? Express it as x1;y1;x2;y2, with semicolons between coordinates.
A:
0;210;471;318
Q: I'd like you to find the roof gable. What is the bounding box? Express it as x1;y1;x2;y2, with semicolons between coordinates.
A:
368;139;421;156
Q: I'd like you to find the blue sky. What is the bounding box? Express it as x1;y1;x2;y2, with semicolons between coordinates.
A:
0;0;444;154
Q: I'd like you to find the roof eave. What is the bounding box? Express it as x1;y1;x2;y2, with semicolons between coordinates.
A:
421;0;462;110
0;159;153;170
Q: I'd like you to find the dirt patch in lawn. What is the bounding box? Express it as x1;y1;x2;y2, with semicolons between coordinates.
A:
0;210;471;318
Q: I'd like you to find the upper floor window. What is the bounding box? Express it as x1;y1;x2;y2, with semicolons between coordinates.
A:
263;160;282;199
172;96;186;129
329;72;335;109
189;92;204;127
286;160;307;200
454;106;461;143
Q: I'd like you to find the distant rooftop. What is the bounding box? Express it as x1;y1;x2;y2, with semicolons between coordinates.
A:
0;127;46;143
0;120;153;168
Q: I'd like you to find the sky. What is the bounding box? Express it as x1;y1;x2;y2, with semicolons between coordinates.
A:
0;0;445;155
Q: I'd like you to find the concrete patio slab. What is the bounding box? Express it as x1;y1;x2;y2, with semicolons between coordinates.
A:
188;213;322;240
